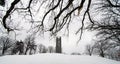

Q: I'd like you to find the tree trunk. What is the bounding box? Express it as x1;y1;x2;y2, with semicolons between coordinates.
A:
100;49;104;57
2;48;5;55
29;48;32;55
25;48;28;55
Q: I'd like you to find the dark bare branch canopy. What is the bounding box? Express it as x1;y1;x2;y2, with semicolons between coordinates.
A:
1;0;92;36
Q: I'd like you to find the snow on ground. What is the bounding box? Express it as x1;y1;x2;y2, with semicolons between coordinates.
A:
0;53;120;64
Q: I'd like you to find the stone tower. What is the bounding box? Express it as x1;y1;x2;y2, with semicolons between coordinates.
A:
56;37;62;53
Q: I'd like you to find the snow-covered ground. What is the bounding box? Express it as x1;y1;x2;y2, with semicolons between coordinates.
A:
0;53;120;64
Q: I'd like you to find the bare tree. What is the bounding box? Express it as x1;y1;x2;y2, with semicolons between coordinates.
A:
87;0;120;44
11;40;24;55
48;46;55;53
85;44;94;56
106;47;120;61
24;35;36;55
93;40;113;57
38;44;47;53
38;44;44;53
86;0;120;59
0;36;14;55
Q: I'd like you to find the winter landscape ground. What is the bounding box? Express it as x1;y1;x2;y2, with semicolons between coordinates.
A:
0;53;120;64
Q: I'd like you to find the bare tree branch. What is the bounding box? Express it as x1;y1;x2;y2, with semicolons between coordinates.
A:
2;0;20;32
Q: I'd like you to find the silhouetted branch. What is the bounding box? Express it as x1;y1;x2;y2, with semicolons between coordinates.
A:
106;0;120;7
2;0;20;32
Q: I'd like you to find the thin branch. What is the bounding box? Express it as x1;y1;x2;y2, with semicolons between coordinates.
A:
41;0;61;26
106;0;120;7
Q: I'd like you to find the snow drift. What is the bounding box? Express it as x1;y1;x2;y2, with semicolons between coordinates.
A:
0;53;120;64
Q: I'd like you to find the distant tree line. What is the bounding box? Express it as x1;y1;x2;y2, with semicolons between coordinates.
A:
85;40;120;61
0;35;59;56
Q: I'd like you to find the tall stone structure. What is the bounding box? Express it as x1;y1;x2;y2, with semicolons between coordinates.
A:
56;37;62;53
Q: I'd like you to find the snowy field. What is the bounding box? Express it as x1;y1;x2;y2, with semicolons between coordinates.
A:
0;53;120;64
